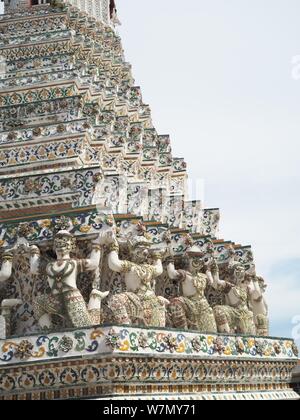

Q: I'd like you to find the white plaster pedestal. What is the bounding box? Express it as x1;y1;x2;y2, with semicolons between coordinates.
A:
0;316;5;340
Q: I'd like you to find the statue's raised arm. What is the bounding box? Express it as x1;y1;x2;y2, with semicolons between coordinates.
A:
213;257;256;335
0;249;14;283
32;231;109;331
247;269;269;336
167;258;182;281
106;231;169;327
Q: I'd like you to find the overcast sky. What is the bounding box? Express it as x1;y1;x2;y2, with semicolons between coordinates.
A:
1;1;299;344
116;0;300;344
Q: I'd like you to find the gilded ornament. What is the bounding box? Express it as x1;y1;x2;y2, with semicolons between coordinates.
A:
56;124;66;133
93;173;103;183
15;340;33;360
0;186;6;197
41;220;52;228
79;225;91;233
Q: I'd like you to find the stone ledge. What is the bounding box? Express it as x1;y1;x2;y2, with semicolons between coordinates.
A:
1;389;299;401
0;326;298;400
0;325;298;366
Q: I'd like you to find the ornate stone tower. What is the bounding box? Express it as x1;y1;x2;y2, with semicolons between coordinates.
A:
0;1;298;400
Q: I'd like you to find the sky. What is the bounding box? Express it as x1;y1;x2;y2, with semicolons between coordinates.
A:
116;0;300;345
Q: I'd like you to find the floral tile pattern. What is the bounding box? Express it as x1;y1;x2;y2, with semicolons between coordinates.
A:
0;326;297;366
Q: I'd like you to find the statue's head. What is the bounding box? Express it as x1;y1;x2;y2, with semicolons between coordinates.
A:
129;236;152;264
188;253;206;274
182;244;206;274
228;261;246;285
53;231;76;256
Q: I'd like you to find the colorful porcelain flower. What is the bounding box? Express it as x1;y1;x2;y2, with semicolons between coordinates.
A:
80;225;91;233
15;340;34;360
58;336;74;353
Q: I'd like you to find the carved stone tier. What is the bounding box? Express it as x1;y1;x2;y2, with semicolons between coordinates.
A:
0;166;102;217
0;207;226;255
0;326;298;400
0;207;254;337
0;1;297;400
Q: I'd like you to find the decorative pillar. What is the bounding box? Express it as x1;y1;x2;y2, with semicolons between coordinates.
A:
0;307;10;338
